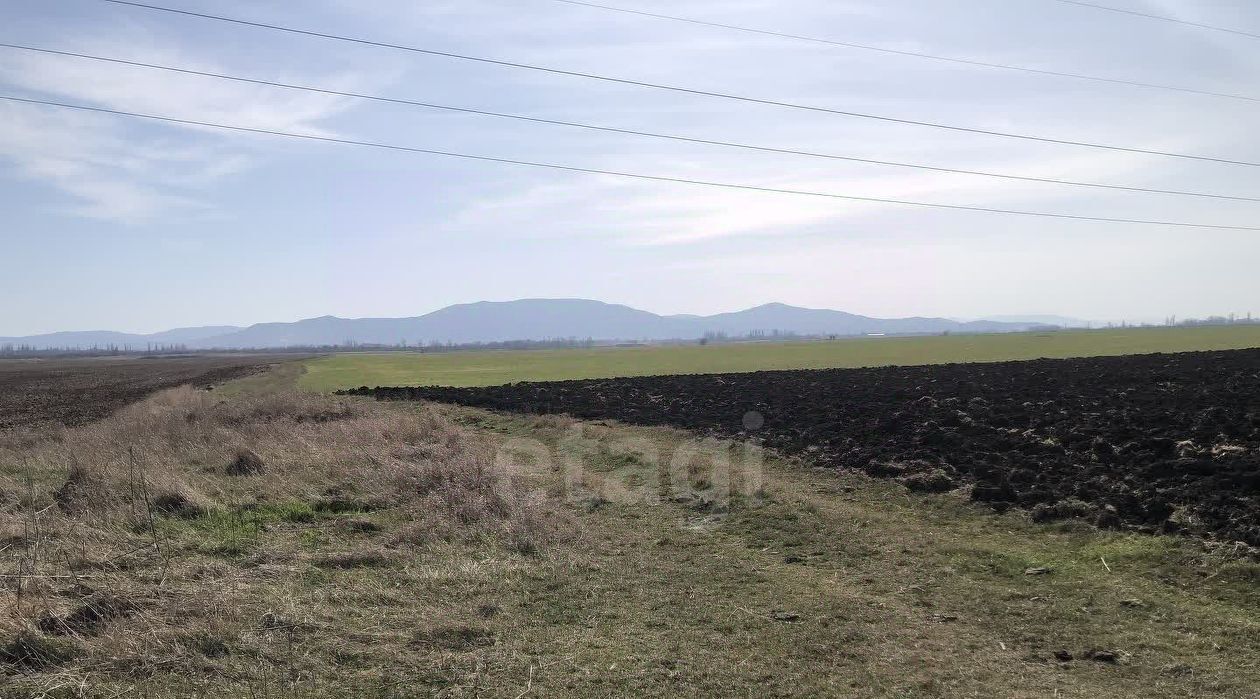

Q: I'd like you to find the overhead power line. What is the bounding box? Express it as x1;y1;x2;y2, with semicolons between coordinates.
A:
546;0;1259;103
100;0;1260;169
1053;0;1260;40
3;94;1257;232
6;42;1256;204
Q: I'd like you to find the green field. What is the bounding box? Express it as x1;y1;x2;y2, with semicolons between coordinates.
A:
299;325;1260;391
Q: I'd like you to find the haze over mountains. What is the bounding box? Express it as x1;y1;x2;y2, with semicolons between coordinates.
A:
1;299;1068;350
977;314;1092;328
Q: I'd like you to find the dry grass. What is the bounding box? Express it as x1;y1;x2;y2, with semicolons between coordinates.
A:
3;370;1258;696
0;385;569;696
422;406;1260;698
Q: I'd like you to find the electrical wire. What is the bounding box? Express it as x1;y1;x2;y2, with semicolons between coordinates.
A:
1053;0;1260;40
4;94;1257;232
546;0;1259;103
5;42;1256;203
97;0;1260;169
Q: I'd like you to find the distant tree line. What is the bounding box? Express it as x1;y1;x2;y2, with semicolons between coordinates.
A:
1163;312;1255;327
319;337;600;354
3;313;1256;358
0;342;193;358
1098;313;1257;330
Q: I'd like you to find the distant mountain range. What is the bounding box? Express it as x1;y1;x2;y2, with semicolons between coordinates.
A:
0;326;245;350
1;299;1065;350
977;314;1092;328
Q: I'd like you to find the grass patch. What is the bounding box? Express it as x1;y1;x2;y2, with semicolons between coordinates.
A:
167;501;357;556
299;325;1260;390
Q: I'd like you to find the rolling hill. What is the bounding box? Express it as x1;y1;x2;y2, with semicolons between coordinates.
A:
3;300;1043;350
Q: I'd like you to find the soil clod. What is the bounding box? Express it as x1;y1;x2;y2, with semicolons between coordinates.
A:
1083;649;1119;663
344;348;1260;546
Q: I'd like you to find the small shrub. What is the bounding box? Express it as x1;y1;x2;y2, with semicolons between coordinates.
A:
226;448;265;476
152;488;208;519
53;463;113;515
37;592;140;637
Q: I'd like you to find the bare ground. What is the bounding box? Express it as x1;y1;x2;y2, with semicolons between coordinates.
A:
0;354;284;431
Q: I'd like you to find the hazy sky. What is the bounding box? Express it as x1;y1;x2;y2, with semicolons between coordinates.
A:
2;0;1259;335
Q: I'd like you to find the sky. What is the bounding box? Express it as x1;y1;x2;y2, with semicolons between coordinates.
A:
2;0;1259;335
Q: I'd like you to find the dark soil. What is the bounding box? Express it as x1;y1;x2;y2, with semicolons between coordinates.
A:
343;349;1260;546
0;355;282;430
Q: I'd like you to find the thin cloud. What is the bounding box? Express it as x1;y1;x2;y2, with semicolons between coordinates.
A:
438;134;1236;248
0;103;203;223
0;33;375;222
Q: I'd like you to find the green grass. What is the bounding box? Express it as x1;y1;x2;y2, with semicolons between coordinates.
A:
161;501;363;557
299;325;1260;391
406;406;1260;697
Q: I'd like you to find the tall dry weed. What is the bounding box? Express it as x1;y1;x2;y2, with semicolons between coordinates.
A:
0;384;568;688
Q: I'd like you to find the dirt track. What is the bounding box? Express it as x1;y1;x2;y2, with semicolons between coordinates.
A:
345;349;1260;546
0;355;277;430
